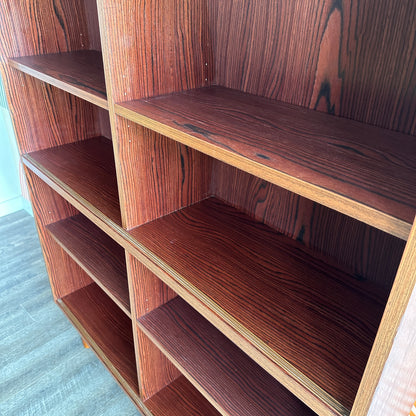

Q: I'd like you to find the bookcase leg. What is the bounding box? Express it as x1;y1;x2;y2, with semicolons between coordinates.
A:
82;338;90;349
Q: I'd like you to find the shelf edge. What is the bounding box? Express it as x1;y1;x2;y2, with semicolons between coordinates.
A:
23;152;122;233
115;102;412;241
22;150;351;415
132;239;349;416
9;58;108;110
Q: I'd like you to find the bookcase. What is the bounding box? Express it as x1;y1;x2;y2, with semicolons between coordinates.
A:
0;1;415;415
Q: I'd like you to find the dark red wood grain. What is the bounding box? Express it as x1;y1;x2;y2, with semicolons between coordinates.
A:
24;136;122;226
23;168;95;300
139;297;317;416
130;197;389;410
97;0;211;103
4;75;102;154
212;0;416;135
117;86;416;233
127;256;179;400
9;51;107;108
47;215;130;316
113;119;212;229
83;0;101;51
145;376;221;416
60;283;138;395
211;161;405;288
0;0;91;58
1;1;414;414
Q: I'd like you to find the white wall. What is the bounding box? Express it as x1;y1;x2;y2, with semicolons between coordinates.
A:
0;78;32;217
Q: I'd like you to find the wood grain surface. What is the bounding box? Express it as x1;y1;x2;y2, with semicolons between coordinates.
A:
116;86;416;239
211;161;405;288
24;168;94;300
97;0;213;229
4;74;102;154
0;0;91;60
97;0;211;103
24;137;122;226
60;283;139;397
113;119;212;229
211;0;416;135
47;214;130;317
367;275;416;416
0;0;101;151
2;1;415;415
9;51;107;109
84;0;102;51
351;219;416;416
145;376;221;416
126;256;179;400
139;297;317;416
130;197;389;412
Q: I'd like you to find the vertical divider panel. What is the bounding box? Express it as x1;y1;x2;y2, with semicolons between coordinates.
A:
126;254;180;400
114;120;213;228
97;0;214;229
97;1;216;400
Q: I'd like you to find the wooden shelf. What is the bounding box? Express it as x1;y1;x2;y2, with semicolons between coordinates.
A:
9;51;107;109
139;297;316;416
116;86;416;240
22;137;122;226
145;376;221;416
47;214;130;317
130;197;389;415
58;283;139;401
3;2;415;416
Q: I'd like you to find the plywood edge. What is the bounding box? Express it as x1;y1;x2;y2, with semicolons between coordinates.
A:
114;103;411;241
351;217;416;416
130;238;348;416
8;57;108;110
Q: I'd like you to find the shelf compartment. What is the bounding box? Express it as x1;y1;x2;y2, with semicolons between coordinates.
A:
145;375;221;416
22;136;122;227
58;283;139;403
130;197;389;415
139;297;316;416
47;214;130;317
9;50;107;109
116;86;416;240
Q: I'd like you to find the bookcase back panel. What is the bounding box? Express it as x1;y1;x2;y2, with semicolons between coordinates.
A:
25;169;93;299
6;73;103;154
211;160;405;287
0;0;93;59
97;107;112;139
84;0;101;51
211;0;416;135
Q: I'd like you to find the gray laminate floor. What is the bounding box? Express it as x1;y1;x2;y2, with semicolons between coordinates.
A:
0;210;140;416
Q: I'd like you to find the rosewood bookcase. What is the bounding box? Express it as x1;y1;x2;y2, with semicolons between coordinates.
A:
0;1;415;415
